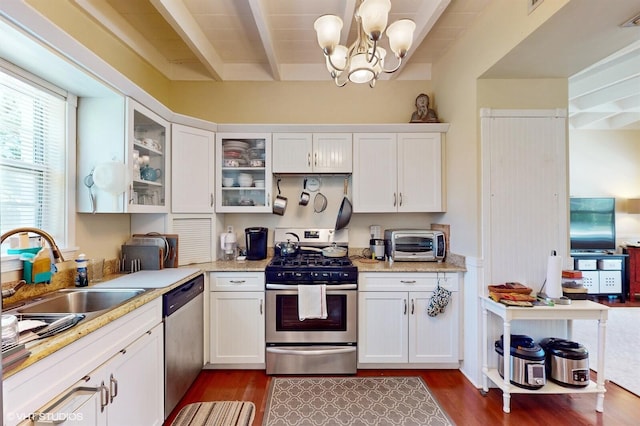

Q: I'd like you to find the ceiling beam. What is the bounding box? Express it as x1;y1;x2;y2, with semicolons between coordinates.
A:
72;0;175;79
247;0;280;81
569;50;640;100
389;0;451;80
340;0;357;46
149;0;223;81
571;76;640;111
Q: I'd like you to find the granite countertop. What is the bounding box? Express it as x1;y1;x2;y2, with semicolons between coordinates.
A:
3;268;204;379
5;253;465;377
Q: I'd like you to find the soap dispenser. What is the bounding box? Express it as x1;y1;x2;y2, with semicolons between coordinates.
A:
75;253;88;287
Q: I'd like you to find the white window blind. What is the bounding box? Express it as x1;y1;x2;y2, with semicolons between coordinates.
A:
0;68;67;248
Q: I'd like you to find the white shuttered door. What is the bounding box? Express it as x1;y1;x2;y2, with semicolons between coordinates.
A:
481;109;568;293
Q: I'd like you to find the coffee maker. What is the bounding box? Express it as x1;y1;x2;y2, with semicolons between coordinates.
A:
245;227;268;260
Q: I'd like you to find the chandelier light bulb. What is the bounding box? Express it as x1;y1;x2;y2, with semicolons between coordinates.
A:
326;45;348;73
386;19;416;57
315;0;412;87
348;53;375;84
314;15;343;53
358;0;391;41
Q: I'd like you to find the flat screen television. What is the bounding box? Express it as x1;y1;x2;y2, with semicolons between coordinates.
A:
569;197;616;252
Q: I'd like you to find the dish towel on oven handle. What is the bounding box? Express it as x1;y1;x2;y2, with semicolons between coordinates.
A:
298;284;327;320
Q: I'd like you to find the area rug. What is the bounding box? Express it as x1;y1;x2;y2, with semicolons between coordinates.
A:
262;376;453;426
171;401;255;426
571;307;640;396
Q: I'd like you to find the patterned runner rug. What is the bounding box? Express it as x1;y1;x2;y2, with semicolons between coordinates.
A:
171;401;255;426
262;376;454;426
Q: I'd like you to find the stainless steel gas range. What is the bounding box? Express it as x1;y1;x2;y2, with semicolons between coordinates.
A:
265;228;357;375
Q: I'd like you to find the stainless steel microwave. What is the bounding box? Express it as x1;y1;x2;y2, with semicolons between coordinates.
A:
384;229;446;262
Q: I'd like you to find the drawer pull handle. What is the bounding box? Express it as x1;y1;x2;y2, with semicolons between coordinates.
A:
110;374;118;403
400;280;416;284
230;280;246;284
100;381;109;412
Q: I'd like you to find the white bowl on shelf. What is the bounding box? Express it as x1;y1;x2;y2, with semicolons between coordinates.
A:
222;177;234;187
254;180;265;188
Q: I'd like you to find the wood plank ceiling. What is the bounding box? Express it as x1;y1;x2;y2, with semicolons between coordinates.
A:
72;0;640;130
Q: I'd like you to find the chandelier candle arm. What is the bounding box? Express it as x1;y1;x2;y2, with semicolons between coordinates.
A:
314;0;415;87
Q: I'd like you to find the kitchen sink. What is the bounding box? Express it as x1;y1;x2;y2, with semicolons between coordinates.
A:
15;288;147;315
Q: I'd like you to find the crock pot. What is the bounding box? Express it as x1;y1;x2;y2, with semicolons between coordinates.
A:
539;337;590;387
495;334;546;389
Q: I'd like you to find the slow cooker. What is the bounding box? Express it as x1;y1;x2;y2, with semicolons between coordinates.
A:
495;334;546;389
539;337;590;387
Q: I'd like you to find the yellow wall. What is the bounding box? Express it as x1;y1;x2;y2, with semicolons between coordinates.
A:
169;80;433;124
75;214;132;261
25;0;171;105
431;0;570;256
570;129;640;199
20;0;575;260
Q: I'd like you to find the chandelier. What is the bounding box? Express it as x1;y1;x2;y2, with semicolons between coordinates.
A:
313;0;416;88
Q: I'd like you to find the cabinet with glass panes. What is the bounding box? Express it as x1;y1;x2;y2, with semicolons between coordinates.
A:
215;133;272;213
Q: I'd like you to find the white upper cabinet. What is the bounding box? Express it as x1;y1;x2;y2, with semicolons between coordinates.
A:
353;132;444;213
77;97;170;213
215;133;272;213
171;124;215;213
127;99;170;213
272;133;352;173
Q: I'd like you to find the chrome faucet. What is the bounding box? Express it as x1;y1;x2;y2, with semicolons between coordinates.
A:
1;227;65;263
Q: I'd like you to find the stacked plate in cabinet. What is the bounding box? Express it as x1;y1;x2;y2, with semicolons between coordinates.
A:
223;140;249;167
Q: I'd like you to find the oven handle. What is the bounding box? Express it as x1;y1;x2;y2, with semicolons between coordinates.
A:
266;347;356;356
266;284;357;290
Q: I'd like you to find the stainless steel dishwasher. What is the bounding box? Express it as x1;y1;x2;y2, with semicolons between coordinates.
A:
163;273;204;418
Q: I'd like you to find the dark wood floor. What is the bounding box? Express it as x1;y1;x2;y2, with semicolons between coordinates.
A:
165;368;640;425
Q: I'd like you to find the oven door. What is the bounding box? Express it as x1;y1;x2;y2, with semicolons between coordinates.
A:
265;284;356;344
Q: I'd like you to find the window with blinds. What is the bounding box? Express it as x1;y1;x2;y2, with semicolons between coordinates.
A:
0;67;67;250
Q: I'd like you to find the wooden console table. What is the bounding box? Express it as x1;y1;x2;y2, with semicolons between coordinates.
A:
481;298;608;413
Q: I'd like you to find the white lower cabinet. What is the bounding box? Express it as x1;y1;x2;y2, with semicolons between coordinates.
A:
84;323;164;426
208;272;265;367
4;300;163;426
358;272;460;368
31;323;164;426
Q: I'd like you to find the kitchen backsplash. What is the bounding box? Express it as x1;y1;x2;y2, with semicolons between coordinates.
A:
223;175;445;249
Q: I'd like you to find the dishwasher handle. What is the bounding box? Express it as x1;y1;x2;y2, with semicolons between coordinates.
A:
163;274;204;317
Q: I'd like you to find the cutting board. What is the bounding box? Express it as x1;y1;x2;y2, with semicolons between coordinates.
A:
121;245;162;271
94;268;201;289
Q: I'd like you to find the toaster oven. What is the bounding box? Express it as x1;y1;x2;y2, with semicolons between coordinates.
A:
384;229;446;262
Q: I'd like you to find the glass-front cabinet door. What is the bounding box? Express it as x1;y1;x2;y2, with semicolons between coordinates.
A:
216;133;272;212
127;99;170;213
